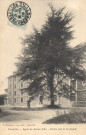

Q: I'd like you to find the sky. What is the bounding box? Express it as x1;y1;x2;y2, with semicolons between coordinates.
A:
0;0;86;94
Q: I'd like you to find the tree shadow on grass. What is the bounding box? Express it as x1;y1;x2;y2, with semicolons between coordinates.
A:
0;111;11;118
11;107;47;111
0;110;42;122
11;104;63;111
29;105;61;111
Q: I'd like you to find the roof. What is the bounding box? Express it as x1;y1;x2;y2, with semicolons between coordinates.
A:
8;72;20;79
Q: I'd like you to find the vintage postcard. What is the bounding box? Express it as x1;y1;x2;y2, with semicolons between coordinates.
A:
0;0;86;135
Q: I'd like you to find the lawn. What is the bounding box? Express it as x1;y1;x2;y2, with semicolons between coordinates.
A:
0;109;11;118
43;110;86;124
1;107;86;124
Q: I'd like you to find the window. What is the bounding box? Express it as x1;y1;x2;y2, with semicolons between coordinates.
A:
14;84;16;88
21;81;23;87
14;98;16;103
9;92;11;95
70;80;76;90
14;91;16;96
9;84;11;87
21;97;23;103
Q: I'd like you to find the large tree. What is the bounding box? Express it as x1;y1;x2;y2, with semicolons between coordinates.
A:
16;5;86;106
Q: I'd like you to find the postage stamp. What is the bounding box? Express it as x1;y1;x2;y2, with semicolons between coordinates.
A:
7;1;31;26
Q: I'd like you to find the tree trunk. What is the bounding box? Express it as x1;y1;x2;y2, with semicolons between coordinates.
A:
50;90;54;106
48;72;55;106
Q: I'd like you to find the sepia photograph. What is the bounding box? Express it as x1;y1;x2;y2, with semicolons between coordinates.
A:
0;0;86;134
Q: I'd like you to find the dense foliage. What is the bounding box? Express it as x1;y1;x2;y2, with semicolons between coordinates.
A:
16;5;86;106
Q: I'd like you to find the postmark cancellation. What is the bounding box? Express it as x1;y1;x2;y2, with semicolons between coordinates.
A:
7;1;31;26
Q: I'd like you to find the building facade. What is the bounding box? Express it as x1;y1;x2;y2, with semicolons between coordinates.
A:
8;73;29;106
6;73;86;107
75;80;86;106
